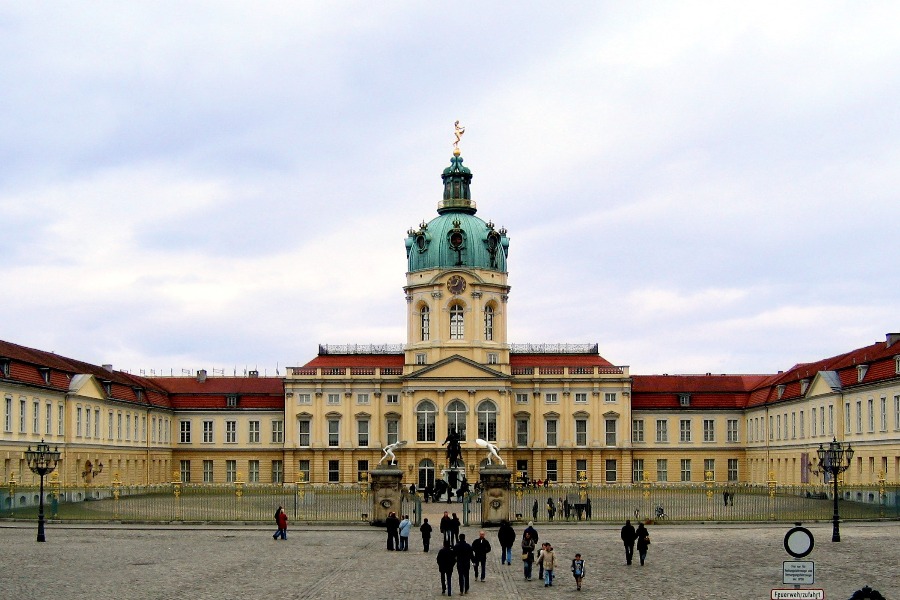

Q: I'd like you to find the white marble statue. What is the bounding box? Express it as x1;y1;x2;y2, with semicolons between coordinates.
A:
379;440;407;465
475;438;504;466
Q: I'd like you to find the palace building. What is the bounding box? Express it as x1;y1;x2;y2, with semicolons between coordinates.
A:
2;147;899;489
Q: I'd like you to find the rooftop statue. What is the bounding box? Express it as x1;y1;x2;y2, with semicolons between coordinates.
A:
378;440;407;466
475;438;504;466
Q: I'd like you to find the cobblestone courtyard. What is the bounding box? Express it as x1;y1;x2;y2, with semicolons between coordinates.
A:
1;520;895;600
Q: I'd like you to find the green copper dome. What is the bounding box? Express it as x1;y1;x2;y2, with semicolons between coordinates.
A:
406;152;509;273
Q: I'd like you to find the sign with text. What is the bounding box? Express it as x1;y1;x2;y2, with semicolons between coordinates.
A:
783;560;815;585
771;589;824;600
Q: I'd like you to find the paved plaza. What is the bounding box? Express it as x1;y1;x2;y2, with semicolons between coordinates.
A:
0;518;896;600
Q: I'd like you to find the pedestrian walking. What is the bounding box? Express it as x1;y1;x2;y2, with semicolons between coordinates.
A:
523;521;539;545
636;522;651;566
497;520;515;565
621;519;637;565
547;497;556;521
537;542;547;581
273;506;287;540
472;530;492;582
571;553;585;591
440;511;452;544
399;514;411;551
385;511;400;551
454;533;473;595
521;531;536;581
437;540;456;596
450;512;461;546
541;543;557;587
421;518;433;552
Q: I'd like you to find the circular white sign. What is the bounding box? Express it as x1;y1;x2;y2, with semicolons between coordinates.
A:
784;526;814;558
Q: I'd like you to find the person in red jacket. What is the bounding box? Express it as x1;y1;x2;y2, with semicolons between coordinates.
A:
273;506;288;540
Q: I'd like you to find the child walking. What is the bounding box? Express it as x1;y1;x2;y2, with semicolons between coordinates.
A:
571;553;585;591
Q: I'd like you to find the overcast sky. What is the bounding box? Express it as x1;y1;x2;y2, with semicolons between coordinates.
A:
2;2;899;377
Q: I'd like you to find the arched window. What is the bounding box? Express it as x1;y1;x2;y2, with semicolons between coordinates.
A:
446;400;468;441
484;305;494;341
420;305;430;341
450;303;464;340
417;400;436;442
418;458;435;489
477;400;497;442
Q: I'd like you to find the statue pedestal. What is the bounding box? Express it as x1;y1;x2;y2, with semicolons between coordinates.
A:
369;465;403;526
479;465;512;526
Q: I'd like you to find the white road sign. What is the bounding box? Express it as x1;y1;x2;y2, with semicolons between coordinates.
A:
783;560;815;585
771;589;824;600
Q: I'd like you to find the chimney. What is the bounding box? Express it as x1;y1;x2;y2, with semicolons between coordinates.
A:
886;333;900;348
196;369;207;383
102;364;113;372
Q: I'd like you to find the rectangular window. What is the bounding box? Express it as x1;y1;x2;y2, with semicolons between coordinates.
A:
680;459;692;482
868;398;875;432
544;392;558;404
704;459;715;478
856;401;862;434
545;419;558;447
516;459;529;482
680;419;692;442
328;460;340;483
33;400;39;434
604;392;616;403
515;393;528;404
703;419;715;442
180;420;191;443
880;397;887;431
271;460;283;484
632;419;644;443
574;393;588;404
328;419;340;447
203;460;214;483
76;406;83;437
85;407;91;438
4;397;11;432
297;393;311;404
605;459;617;483
298;460;311;483
576;459;587;481
769;415;774;441
386;394;399;404
60;405;65;436
19;398;26;433
46;402;52;435
96;409;102;439
487;353;498;365
357;460;369;483
203;420;214;443
546;459;558;482
656;419;668;442
799;411;804;438
575;419;587;447
386;418;399;445
249;420;260;443
125;414;131;441
845;403;851;434
791;412;796;439
727;458;738;482
327;393;340;405
632;459;644;483
812;408;817;436
516;418;529;447
895;396;900;430
776;415;781;440
179;460;191;483
108;411;114;440
828;404;834;435
248;460;260;483
727;419;738;442
298;420;311;447
357;420;369;447
272;420;284;443
415;353;427;365
605;419;616;446
226;460;237;483
225;420;237;443
357;393;369;405
656;459;668;482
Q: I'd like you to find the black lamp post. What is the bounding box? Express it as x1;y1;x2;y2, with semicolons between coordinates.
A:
816;437;854;542
24;440;61;542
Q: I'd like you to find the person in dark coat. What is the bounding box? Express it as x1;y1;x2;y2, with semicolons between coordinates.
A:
532;499;539;520
440;511;452;544
620;519;637;565
497;520;515;565
385;511;401;551
635;522;650;565
521;531;537;581
436;540;457;596
420;517;433;552
471;530;492;582
453;533;474;595
523;521;539;545
450;513;461;546
547;497;556;521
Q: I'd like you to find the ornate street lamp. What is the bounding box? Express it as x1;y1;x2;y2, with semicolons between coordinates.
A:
817;437;854;542
24;440;61;542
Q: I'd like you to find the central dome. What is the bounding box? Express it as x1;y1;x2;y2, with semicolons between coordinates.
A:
405;152;509;273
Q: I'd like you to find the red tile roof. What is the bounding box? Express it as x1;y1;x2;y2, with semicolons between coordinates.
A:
510;354;615;368
302;354;405;368
631;375;767;410
150;377;284;411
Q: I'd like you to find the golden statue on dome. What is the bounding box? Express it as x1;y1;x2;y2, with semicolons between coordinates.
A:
453;120;466;154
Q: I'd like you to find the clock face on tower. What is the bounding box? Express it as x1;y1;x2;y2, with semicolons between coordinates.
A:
447;275;466;295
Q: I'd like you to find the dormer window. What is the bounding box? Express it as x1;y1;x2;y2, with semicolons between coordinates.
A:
776;385;785;399
226;394;238;408
895;355;900;375
102;380;112;396
0;359;9;378
800;379;809;395
857;364;868;383
39;367;51;384
678;394;691;407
